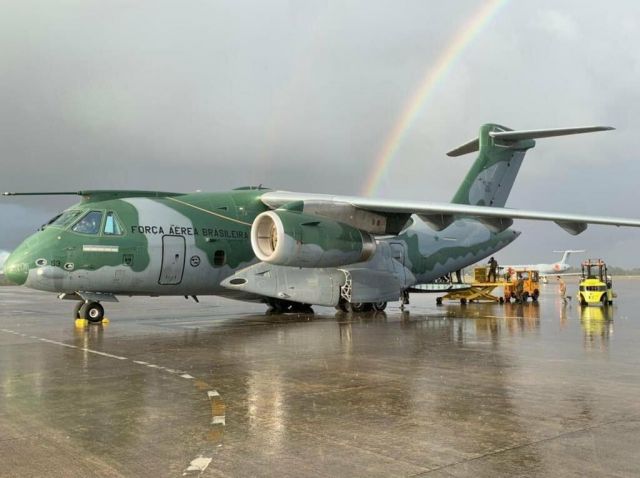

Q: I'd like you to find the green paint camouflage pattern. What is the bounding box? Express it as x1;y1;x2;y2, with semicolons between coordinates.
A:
451;123;535;207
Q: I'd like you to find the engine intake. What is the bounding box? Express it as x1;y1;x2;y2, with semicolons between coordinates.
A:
251;210;376;268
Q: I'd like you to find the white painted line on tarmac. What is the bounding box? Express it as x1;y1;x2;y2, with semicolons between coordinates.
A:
85;350;128;360
211;416;226;426
180;374;195;379
182;455;212;476
36;337;129;359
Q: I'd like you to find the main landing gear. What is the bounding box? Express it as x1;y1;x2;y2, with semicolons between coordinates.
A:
265;298;314;314
73;301;106;324
336;301;387;313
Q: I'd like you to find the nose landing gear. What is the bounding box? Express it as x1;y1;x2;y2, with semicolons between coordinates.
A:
73;301;106;324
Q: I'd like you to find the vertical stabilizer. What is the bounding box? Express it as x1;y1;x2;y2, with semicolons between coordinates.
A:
449;124;534;207
554;249;585;266
448;124;613;207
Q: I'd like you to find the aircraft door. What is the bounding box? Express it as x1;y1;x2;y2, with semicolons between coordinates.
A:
159;235;186;285
390;242;406;284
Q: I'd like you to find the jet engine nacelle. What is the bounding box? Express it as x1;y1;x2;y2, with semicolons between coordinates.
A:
251;210;376;268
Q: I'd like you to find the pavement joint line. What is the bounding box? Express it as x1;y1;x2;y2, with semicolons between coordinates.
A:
289;424;428;471
409;415;640;476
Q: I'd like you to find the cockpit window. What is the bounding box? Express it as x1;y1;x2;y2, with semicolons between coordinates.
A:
47;210;82;229
72;211;104;235
103;212;123;235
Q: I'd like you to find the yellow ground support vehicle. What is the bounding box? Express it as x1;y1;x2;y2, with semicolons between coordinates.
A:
503;270;540;302
578;259;614;306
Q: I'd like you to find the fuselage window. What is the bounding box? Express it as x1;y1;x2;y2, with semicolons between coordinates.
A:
72;211;104;235
214;250;226;266
103;212;124;235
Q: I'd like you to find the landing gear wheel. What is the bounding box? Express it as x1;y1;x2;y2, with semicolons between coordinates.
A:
291;303;314;313
267;299;292;313
436;297;443;306
80;302;104;323
372;301;387;311
73;301;84;319
341;302;371;313
336;300;350;313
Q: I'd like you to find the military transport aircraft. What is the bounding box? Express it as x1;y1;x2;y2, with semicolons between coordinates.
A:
4;123;640;322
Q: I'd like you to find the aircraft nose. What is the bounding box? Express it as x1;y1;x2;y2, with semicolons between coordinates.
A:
3;249;29;286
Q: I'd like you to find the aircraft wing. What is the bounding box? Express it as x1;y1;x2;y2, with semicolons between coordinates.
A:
261;191;640;236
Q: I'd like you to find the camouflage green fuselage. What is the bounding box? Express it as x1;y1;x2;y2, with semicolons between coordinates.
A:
5;189;518;301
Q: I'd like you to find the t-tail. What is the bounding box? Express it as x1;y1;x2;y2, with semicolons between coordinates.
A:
448;124;614;207
554;249;585;267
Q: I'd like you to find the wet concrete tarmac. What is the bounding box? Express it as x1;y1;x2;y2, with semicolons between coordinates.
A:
1;278;640;477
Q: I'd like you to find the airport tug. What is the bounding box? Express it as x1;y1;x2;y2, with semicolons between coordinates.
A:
578;259;614;306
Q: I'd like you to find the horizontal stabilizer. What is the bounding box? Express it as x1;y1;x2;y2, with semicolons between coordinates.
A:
489;126;614;142
447;125;614;157
447;138;480;157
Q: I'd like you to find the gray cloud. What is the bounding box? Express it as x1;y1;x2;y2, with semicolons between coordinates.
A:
1;0;639;266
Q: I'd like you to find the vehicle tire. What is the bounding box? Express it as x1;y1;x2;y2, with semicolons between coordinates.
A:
436;297;443;306
580;295;587;306
522;292;529;302
460;298;467;305
372;301;387;311
81;302;104;323
532;289;539;302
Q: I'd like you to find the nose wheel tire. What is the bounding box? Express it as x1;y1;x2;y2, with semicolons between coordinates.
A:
80;302;105;323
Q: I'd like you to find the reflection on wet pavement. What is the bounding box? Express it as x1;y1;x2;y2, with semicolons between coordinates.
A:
1;279;640;476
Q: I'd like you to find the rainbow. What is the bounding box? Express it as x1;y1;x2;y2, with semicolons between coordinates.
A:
362;0;510;196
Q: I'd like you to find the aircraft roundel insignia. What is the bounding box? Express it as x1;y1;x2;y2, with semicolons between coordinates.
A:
190;255;201;267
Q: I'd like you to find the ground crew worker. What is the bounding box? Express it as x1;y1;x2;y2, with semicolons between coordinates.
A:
515;276;525;303
487;257;498;282
557;276;568;303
